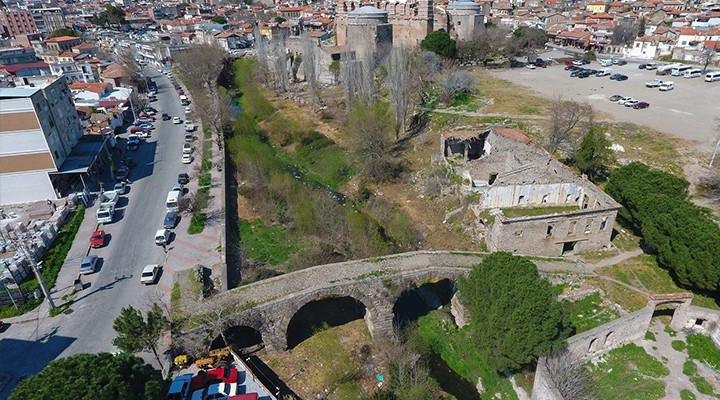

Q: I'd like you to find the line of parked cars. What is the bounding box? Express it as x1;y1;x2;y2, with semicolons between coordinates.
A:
608;94;650;109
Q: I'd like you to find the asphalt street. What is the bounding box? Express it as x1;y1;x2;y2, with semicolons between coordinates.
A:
0;69;190;399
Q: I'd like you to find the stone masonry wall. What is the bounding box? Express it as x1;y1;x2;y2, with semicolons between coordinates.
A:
488;208;617;257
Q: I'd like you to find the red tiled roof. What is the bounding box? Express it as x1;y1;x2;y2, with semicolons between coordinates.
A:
70;82;110;94
441;131;481;141
3;62;49;73
495;128;532;144
45;36;80;43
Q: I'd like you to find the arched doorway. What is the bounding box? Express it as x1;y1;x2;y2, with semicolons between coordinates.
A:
392;278;455;332
210;325;264;352
286;296;368;349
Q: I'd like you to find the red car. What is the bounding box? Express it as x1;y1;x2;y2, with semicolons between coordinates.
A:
138;113;156;120
633;101;650;109
190;367;239;391
90;230;105;248
162;113;170;121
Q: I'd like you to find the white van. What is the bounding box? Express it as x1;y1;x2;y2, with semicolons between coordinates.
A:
683;68;702;78
659;81;675;91
599;59;613;67
706;71;720;82
597;68;613;76
166;190;180;212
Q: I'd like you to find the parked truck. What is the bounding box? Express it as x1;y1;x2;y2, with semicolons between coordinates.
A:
100;190;119;207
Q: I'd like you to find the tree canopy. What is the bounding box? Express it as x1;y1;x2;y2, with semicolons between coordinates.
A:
9;353;164;400
605;162;720;292
575;127;614;182
113;304;167;370
211;15;227;24
49;28;78;38
458;252;572;372
93;5;126;27
420;31;457;59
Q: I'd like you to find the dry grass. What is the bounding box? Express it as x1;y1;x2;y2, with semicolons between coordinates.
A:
470;70;551;115
587;277;649;312
603;122;688;177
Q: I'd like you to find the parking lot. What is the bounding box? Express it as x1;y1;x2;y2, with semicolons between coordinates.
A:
491;62;720;150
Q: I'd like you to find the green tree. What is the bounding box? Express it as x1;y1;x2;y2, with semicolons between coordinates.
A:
575;128;614;182
605;162;720;291
49;28;78;38
512;27;548;62
179;2;190;8
211;15;227;24
458;252;572;372
420;31;457;59
9;353;164;400
94;5;126;27
274;16;287;24
113;304;167;372
638;18;646;37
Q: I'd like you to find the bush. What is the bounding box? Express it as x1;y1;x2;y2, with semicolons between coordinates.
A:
187;213;206;235
672;340;686;352
683;360;697;376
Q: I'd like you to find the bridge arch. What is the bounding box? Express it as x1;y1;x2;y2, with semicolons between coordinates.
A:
392;277;456;331
284;289;378;350
211;325;264;352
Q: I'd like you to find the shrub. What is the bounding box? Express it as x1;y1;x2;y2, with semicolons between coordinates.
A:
687;334;720;371
188;213;206;235
683;360;697;376
672;340;687;352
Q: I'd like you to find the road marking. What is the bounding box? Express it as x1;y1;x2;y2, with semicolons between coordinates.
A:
669;109;693;116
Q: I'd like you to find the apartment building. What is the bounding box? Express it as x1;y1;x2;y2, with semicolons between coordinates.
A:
0;9;38;36
0;76;83;205
29;7;67;35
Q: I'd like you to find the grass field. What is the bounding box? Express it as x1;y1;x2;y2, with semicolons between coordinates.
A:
589;343;669;400
238;220;296;265
568;292;619;333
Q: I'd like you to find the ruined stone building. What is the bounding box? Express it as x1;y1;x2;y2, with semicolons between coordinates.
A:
446;1;486;41
441;128;620;257
336;0;434;48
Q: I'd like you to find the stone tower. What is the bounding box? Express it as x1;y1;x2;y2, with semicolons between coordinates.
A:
335;0;435;49
446;0;485;42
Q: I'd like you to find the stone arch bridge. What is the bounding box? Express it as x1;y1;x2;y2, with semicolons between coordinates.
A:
180;251;580;352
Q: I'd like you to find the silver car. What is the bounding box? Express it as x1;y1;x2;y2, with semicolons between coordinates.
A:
80;255;99;275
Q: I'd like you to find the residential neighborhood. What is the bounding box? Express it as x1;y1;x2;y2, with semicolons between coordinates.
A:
0;0;719;398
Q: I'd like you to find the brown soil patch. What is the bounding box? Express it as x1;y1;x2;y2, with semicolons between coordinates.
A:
236;194;261;220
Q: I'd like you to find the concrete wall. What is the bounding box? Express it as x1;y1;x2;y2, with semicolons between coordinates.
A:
488;208;617;257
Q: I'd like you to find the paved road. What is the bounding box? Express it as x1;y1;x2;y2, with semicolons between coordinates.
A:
0;69;189;399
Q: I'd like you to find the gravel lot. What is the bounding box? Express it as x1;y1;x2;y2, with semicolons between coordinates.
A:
491;62;720;151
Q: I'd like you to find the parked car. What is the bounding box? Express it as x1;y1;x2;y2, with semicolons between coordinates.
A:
80;255;99;275
90;230;106;248
155;229;170;246
178;173;190;185
142;108;157;115
115;166;129;181
616;74;629;81
138;113;156;120
135;117;153;124
639;63;647;69
163;211;178;229
525;63;536;69
617;96;633;105
173;117;181;124
182;154;193;164
113;181;127;194
185;133;194;142
633;102;650;109
137;123;154;131
609;74;621;80
141;264;161;285
624;99;640;107
166;374;193;400
609;94;623;101
182;143;193;154
564;65;577;71
659;81;675;91
617;60;627;66
162;113;170;121
190;382;238;400
645;79;663;88
184;106;191;114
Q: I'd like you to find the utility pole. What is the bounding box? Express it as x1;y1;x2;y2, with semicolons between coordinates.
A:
17;239;56;311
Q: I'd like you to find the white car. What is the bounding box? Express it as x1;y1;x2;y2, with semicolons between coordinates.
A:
617;97;633;105
624;99;640;107
525;64;536;69
173;116;181;124
155;229;170;246
182;143;193;154
645;79;663;88
140;264;161;285
181;154;193;164
184;106;191;114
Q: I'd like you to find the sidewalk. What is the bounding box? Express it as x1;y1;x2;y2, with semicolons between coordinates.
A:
163;81;225;291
